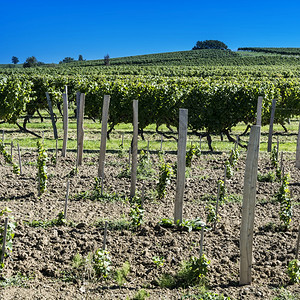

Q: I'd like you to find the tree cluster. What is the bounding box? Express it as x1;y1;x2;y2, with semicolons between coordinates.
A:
193;40;228;50
23;56;44;68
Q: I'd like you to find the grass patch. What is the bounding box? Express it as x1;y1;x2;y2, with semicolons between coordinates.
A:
95;217;130;231
180;286;231;299
24;212;69;228
273;287;300;300
0;273;31;287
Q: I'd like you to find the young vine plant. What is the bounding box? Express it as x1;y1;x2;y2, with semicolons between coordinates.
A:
156;155;173;200
37;140;48;195
0;208;16;271
225;148;239;179
0;140;20;174
275;174;292;229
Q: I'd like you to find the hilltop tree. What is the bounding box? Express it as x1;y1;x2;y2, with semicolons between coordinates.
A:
78;54;84;61
192;40;228;50
12;56;19;64
23;56;38;68
59;57;75;64
104;54;110;66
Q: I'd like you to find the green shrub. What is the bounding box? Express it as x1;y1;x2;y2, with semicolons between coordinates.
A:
287;259;300;283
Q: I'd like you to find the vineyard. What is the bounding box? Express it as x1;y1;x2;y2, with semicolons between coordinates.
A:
0;49;300;299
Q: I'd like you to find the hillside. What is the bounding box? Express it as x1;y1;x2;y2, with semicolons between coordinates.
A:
2;48;300;69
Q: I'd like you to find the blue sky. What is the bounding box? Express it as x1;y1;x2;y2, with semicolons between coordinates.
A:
1;0;300;64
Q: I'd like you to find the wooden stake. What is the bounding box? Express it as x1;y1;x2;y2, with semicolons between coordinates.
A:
77;93;85;166
174;108;188;224
296;224;300;260
223;165;227;188
102;221;108;250
64;180;70;220
240;125;261;285
0;217;8;265
76;91;81;142
17;143;22;175
296;120;300;169
128;147;131;167
256;96;263;126
98;95;110;178
213;182;221;231
277;137;279;161
10;141;13;158
160;135;163;152
199;225;204;258
62;92;68;157
45;92;58;140
130;100;138;198
199;135;202;152
267;99;276;152
141;183;145;209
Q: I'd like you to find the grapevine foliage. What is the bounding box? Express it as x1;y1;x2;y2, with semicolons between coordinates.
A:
0;208;16;271
37;140;48;194
275;174;293;228
156;156;173;200
0;140;20;174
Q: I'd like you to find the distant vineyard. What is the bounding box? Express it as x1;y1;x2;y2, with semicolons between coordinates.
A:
238;47;300;56
1;48;300;147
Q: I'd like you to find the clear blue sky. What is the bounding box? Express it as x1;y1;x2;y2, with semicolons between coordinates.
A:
1;0;300;64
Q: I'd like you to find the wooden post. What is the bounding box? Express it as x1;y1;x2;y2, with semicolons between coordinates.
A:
277;137;279;161
296;120;300;169
174;108;188;224
130;100;138;198
267;99;276;152
256;96;263;126
64;179;70;220
45;92;58;140
223;165;227;188
17;143;22;175
10;141;13;158
128;147;131;167
213;182;221;231
102;221;108;250
62;92;68;157
199;226;204;258
199;135;202;153
296;224;300;260
240;125;261;285
98;95;110;178
76;91;81;143
141;183;145;208
0;217;8;265
160;135;163;152
77;93;85;166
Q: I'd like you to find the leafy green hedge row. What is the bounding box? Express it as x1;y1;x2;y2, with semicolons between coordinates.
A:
1;74;300;137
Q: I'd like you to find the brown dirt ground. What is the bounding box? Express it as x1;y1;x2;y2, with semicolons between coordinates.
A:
0;148;299;300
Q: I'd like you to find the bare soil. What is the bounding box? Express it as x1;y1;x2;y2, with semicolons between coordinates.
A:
0;149;299;299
